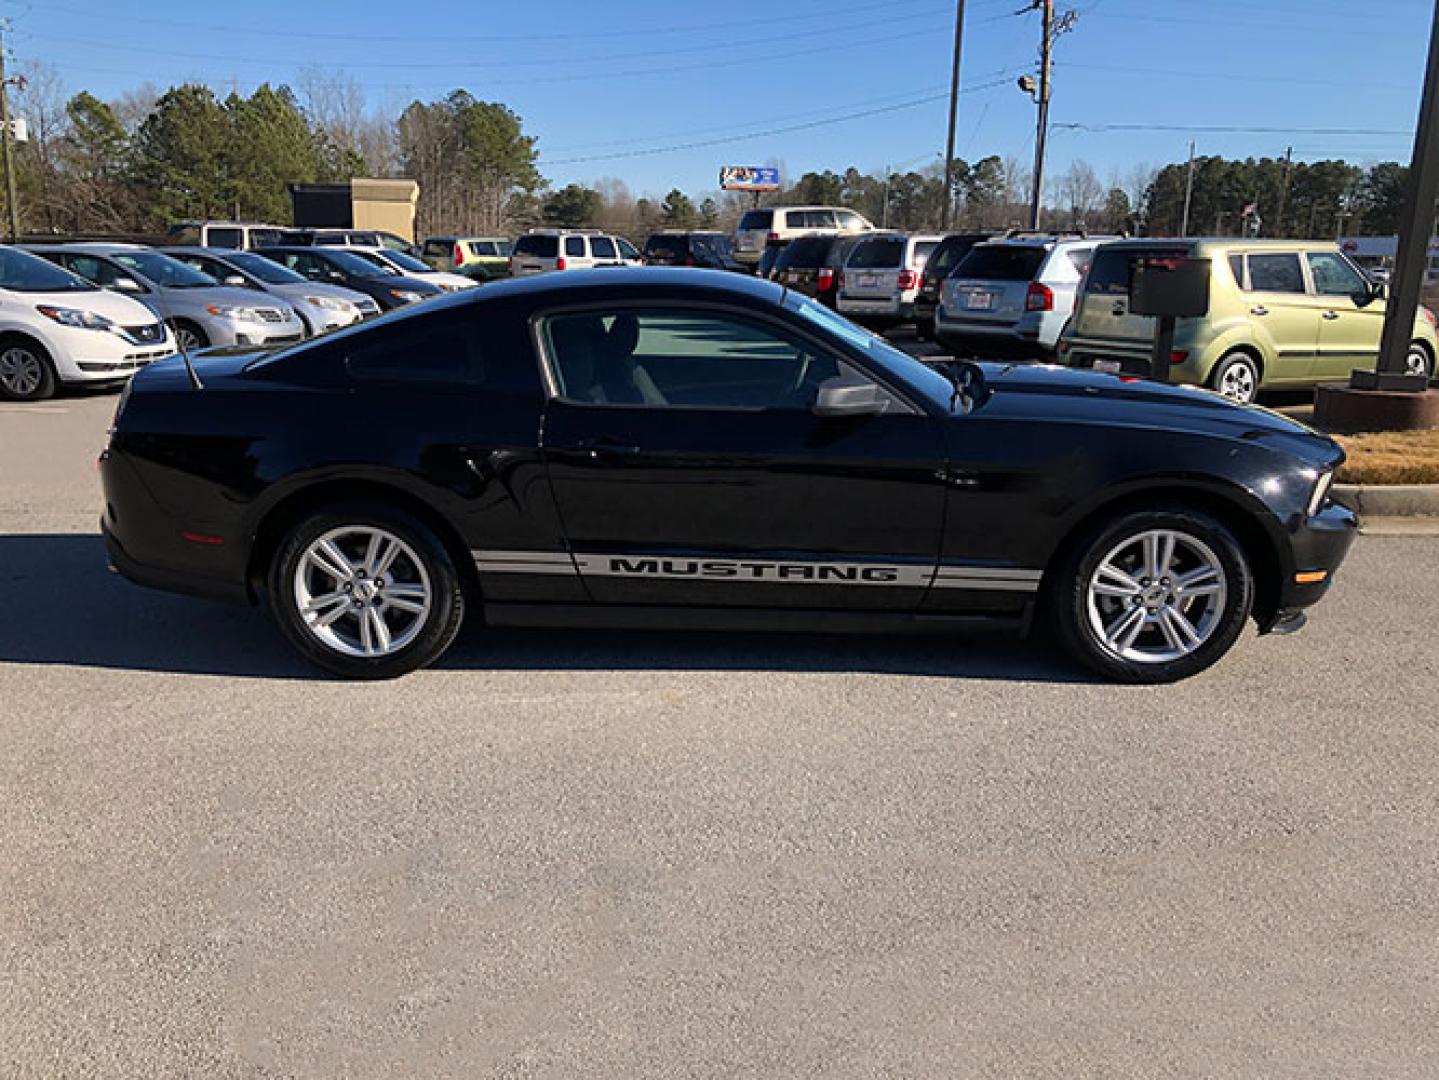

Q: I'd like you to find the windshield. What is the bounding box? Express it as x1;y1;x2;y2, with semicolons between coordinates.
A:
783;291;953;404
221;251;307;285
0;248;97;292
329;249;400;277
111;250;218;288
376;249;432;274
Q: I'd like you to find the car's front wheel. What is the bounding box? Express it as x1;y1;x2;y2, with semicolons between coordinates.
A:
1053;506;1254;683
269;503;466;678
0;340;57;401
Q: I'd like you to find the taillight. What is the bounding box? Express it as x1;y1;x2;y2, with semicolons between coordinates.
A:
1026;281;1054;312
1169;350;1189;365
1424;306;1437;327
897;269;918;290
838;272;845;291
685;256;696;266
817;267;834;291
556;256;567;271
767;232;780;243
453;244;463;267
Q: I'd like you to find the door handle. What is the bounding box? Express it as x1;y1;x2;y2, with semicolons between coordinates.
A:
1250;306;1269;316
1322;310;1340;320
574;437;642;459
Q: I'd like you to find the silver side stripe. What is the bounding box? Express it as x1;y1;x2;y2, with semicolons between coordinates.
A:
471;550;1041;592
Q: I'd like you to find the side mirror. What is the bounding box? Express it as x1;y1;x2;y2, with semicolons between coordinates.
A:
113;276;143;293
222;274;248;288
813;375;887;417
1355;280;1386;307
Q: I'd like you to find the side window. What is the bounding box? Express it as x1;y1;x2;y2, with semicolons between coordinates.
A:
345;314;483;385
1246;253;1306;294
1307;252;1367;297
289;254;324;279
1228;254;1246;289
616;237;641;260
543;309;851;410
68;255;124;288
837;210;865;231
208;228;243;249
811;210;838;229
564;236;586;257
590;236;617;260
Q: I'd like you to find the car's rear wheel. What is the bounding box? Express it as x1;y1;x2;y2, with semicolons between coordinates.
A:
0;341;57;401
1208;351;1260;404
1406;341;1433;379
269;503;465;679
1053;506;1254;683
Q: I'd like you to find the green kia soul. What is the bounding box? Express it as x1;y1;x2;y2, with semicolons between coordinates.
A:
1059;238;1438;403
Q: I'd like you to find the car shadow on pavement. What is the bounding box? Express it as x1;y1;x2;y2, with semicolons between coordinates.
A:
0;533;1092;684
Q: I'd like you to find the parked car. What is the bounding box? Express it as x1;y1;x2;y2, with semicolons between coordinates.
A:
1059;238;1439;403
347;247;479;292
28;243;304;352
769;234;867;308
162;246;379;336
289;229;419;257
936;235;1100;357
164;220;289;250
253;246;443;312
102;267;1357;683
732;205;873;268
0;246;173;401
836;233;943;327
913;233;994;340
509;230;642;276
420;236;512;280
642;231;743;271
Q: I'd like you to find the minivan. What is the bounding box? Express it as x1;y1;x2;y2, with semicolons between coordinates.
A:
837;233;943;326
732;206;873;268
1060;238;1439;403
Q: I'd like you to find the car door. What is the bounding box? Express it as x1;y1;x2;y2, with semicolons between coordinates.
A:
1307;250;1385;380
1237;251;1327;381
536;305;948;610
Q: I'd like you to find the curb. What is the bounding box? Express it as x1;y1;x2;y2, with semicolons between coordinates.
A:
1333;483;1439;519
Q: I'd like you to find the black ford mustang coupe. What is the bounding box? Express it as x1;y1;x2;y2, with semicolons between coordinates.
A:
101;269;1356;682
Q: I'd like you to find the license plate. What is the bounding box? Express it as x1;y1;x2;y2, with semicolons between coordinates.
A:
1093;359;1123;374
965;291;996;310
786;271;801;283
859;273;879;287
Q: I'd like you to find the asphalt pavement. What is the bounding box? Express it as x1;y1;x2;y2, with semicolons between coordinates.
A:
3;392;1438;1078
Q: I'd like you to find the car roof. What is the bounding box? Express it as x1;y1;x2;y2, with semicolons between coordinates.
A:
459;266;783;305
26;242;149;253
1093;237;1344;254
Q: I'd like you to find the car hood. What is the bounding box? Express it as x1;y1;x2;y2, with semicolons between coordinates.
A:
268;281;374;306
962;361;1343;467
169;285;296;311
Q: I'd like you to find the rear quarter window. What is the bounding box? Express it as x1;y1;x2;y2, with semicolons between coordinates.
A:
344;314;485;385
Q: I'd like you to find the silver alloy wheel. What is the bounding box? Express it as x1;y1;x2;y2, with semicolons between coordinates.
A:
1086;528;1228;664
0;346;43;397
292;526;432;658
1217;359;1257;404
1406;344;1432;378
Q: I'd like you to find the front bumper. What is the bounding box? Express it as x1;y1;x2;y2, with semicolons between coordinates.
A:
207;316;307;348
1261;499;1359;632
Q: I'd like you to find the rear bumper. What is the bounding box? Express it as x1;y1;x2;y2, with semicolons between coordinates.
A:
838;297;913;320
103;517;249;604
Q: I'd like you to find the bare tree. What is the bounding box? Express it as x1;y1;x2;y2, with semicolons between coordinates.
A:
1058;159;1104;231
12;61;70;232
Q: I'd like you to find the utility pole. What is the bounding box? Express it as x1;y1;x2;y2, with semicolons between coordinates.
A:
1180;140;1196;238
1029;0;1054;230
1374;0;1439;381
940;0;967;231
1275;146;1294;239
0;21;20;242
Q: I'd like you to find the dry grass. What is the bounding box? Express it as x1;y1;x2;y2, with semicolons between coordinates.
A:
1335;427;1439;485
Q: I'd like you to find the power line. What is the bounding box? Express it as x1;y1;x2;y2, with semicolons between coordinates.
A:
1052;122;1413;137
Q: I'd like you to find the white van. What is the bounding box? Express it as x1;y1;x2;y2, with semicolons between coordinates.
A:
0;246;173;402
733;206;873;268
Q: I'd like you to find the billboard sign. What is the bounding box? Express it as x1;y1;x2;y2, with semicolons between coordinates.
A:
720;166;780;192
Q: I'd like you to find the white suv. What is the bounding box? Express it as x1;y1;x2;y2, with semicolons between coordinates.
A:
936;235;1101;357
0;246;173;402
733;206;873;268
509;230;643;276
837;233;943;325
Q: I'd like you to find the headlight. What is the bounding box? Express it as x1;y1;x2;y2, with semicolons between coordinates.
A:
390;290;425;304
1307;470;1335;517
36;305;115;331
206;305;266;323
303;295;356;313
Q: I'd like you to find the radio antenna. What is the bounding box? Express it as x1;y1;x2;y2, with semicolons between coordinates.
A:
171;321;204;390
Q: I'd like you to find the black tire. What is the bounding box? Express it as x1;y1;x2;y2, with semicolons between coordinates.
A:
1406;340;1434;380
268;501;466;679
1208;351;1261;404
1052;505;1254;683
0;338;58;401
172;320;209;352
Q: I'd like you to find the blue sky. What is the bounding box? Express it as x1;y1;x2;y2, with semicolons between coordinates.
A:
6;0;1431;198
